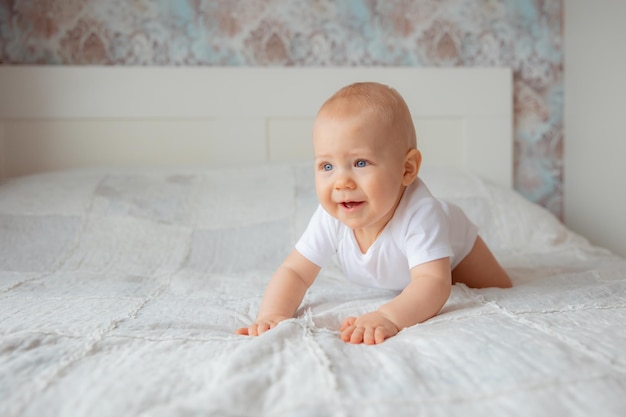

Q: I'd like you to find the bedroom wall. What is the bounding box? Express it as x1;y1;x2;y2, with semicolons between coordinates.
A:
0;1;563;217
0;123;5;179
564;1;626;258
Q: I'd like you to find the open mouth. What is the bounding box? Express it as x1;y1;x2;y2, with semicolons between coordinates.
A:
341;201;363;209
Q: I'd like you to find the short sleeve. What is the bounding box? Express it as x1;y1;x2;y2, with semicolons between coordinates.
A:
295;205;338;268
404;199;454;269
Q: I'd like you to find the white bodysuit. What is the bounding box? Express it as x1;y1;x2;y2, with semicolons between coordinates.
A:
295;178;478;290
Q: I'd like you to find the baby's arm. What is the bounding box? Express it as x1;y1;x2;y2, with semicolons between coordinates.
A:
235;249;320;336
340;257;452;344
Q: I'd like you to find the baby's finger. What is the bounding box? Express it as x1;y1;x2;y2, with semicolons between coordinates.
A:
374;327;388;344
235;327;249;336
340;325;355;342
340;316;357;331
248;323;259;336
257;322;271;334
349;326;365;344
363;327;376;345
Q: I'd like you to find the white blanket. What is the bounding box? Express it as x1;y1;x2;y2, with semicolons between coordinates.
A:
1;163;625;417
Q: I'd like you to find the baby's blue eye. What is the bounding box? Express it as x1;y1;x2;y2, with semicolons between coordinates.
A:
322;163;333;171
355;160;368;168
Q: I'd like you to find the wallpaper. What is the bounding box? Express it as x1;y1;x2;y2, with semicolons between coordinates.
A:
0;0;563;217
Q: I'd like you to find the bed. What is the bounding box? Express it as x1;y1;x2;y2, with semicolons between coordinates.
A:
1;67;625;417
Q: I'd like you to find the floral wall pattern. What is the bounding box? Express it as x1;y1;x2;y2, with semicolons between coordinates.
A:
0;0;563;217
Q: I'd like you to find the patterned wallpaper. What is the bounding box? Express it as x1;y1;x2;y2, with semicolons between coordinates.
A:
0;0;563;217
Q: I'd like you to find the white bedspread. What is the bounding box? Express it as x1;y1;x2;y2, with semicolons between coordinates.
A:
1;163;625;417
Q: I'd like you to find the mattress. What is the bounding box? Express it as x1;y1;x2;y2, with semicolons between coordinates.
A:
1;162;625;417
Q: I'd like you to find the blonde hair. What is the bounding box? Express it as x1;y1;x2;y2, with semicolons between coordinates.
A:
319;82;417;149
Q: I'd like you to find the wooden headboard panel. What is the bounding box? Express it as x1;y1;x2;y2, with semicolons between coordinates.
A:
0;66;512;187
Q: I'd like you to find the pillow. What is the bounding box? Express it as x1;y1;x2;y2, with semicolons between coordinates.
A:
419;166;589;254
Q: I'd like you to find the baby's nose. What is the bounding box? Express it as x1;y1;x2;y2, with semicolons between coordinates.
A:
334;172;356;190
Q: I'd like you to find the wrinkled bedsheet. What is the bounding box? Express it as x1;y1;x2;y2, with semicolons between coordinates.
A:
1;163;625;417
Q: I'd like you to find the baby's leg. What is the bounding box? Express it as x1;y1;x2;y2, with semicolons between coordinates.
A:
452;236;512;288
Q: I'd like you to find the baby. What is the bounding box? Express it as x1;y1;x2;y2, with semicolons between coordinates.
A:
236;82;511;345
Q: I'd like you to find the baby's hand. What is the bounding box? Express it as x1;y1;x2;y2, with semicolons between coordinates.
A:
235;315;290;337
340;311;400;345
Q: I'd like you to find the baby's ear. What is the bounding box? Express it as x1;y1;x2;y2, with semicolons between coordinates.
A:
402;149;421;186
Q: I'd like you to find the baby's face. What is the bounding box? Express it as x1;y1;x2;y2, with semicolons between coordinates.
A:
313;107;408;237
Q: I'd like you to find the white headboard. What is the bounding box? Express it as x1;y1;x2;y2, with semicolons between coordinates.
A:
0;66;512;187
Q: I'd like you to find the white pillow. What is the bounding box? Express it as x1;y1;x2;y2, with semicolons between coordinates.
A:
419;166;588;253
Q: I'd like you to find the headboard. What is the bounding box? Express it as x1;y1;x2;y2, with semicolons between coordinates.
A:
0;66;512;187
